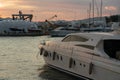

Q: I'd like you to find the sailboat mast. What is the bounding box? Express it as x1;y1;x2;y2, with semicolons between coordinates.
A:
100;0;103;20
89;2;91;19
92;0;94;25
88;2;91;27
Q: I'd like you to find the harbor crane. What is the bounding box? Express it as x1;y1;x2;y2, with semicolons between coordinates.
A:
42;15;57;34
45;15;57;29
12;11;33;22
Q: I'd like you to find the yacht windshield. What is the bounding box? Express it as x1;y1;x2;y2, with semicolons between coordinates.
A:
62;35;88;42
104;40;120;60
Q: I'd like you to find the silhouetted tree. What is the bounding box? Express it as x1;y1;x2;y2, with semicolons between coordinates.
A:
110;15;120;22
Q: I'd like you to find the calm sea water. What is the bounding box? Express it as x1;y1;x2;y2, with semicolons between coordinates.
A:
0;36;82;80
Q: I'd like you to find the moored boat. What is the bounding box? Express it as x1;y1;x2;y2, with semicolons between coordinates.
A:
50;27;79;37
39;31;120;80
0;11;42;36
0;20;42;36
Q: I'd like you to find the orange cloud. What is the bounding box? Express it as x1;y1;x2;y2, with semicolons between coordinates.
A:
0;0;119;21
105;6;117;11
0;0;91;21
0;0;36;9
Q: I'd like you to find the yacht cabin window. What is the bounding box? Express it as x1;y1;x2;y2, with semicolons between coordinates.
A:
104;40;120;60
75;45;94;50
62;35;88;42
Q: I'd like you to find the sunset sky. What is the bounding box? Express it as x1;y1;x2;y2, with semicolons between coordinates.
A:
0;0;120;21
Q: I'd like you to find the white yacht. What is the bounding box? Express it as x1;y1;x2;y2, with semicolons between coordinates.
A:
0;20;42;36
0;11;42;36
39;32;120;80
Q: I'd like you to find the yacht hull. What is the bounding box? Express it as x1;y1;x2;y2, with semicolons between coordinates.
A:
40;46;120;80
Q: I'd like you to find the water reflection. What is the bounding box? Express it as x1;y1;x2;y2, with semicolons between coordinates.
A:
38;65;84;80
0;36;84;80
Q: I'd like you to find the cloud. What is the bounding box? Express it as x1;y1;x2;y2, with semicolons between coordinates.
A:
105;6;117;11
0;0;120;21
0;0;37;10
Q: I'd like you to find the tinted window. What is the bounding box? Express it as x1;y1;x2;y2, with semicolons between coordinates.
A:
75;45;94;50
104;40;120;60
62;35;88;42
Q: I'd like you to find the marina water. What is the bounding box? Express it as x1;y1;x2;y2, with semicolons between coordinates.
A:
0;36;82;80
